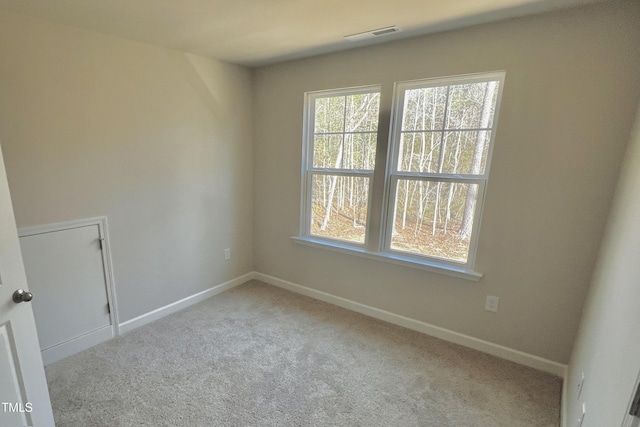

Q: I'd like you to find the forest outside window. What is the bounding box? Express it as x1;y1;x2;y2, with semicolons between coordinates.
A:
299;72;504;276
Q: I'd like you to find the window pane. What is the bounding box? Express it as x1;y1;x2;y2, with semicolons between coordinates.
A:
401;87;447;131
313;135;343;169
313;91;379;171
398;80;499;176
345;93;380;132
314;96;346;133
311;175;369;244
315;92;380;134
440;131;492;175
445;81;499;130
397;132;442;172
343;133;377;170
390;179;478;263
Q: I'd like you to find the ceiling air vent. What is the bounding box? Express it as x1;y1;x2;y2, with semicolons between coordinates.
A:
344;26;399;42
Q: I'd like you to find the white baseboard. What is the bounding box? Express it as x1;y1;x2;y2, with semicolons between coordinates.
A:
115;270;567;378
41;325;113;366
253;272;568;378
119;272;254;335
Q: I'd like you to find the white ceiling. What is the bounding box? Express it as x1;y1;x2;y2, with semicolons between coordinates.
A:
0;0;603;66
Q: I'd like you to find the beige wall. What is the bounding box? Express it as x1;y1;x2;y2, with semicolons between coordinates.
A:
0;11;254;322
253;1;640;364
566;104;640;425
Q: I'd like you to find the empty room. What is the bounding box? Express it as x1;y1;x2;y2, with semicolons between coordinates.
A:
0;0;639;426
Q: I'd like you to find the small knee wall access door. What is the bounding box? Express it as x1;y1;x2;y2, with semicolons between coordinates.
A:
18;217;118;365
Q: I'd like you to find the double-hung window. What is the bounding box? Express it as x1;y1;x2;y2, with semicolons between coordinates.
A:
299;72;504;278
301;87;381;245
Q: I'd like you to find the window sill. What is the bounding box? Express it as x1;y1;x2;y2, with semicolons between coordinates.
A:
291;236;483;282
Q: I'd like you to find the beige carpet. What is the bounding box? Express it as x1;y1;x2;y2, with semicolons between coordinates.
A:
45;280;561;426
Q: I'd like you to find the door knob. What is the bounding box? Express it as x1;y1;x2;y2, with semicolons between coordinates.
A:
13;289;33;303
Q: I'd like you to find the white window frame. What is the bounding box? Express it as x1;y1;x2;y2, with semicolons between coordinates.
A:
296;72;505;281
300;85;381;247
381;72;505;270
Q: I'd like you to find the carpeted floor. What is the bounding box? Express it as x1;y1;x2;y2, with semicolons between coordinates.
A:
45;280;561;426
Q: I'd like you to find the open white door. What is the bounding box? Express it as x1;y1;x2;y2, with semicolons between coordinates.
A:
0;143;54;427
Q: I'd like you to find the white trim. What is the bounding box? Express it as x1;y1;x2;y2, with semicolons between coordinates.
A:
97;217;120;335
18;217;121;336
292;235;483;281
118;272;254;335
19;216;107;236
561;366;569;427
40;326;113;366
309;169;373;177
254;271;567;377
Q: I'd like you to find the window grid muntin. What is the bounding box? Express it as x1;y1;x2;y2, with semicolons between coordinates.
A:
397;130;494;176
315;131;379;136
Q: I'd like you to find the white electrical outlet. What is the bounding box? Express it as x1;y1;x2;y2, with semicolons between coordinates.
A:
224;248;231;260
485;295;499;312
577;372;585;400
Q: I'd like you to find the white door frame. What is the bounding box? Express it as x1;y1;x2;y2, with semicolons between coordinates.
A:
18;217;120;339
622;369;640;427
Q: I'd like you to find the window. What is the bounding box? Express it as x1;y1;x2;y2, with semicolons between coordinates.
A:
299;72;504;279
301;87;381;245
